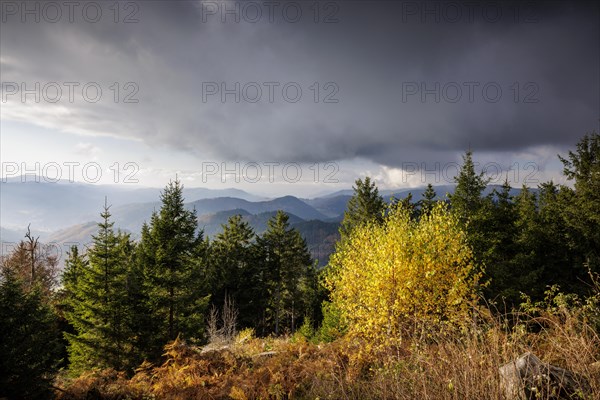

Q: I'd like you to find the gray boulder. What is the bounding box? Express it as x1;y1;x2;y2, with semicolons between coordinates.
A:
499;352;591;399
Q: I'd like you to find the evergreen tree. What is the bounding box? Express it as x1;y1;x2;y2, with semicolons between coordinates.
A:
536;181;579;294
64;203;136;372
57;246;87;370
559;132;600;276
259;211;313;335
128;222;158;360
340;177;385;238
449;150;490;220
137;179;210;358
392;192;417;218
482;179;518;304
59;246;88;331
449;150;493;275
418;183;437;216
62;246;87;301
509;186;545;300
0;268;61;399
209;214;264;329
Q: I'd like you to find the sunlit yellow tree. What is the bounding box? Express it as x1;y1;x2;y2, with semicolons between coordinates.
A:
325;202;479;352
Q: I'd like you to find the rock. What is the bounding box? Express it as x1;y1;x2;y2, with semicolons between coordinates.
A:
201;343;231;354
252;351;278;358
499;352;591;399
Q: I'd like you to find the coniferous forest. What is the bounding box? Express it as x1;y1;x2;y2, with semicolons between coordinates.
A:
1;133;600;399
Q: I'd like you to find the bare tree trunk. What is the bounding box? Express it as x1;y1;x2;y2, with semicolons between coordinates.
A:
169;285;174;340
25;224;39;287
291;300;295;332
275;285;280;335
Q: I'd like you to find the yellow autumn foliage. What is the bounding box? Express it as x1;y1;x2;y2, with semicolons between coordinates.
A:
325;202;480;351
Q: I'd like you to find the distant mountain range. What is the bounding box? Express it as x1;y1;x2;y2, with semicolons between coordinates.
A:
1;177;530;269
0;179;346;266
0;179;266;231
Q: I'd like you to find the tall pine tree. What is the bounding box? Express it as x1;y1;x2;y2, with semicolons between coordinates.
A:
449;150;490;221
0;264;62;399
63;203;136;372
137;179;210;358
536;181;579;295
559;132;600;278
482;179;518;304
449;150;493;278
259;211;313;335
340;177;385;238
209;214;264;330
418;183;437;216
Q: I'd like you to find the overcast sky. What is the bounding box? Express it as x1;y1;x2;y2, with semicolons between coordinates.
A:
1;0;598;197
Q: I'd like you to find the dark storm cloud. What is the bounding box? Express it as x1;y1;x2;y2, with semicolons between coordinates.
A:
1;0;598;167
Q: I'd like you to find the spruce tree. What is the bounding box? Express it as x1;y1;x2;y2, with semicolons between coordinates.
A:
559;132;600;276
209;214;263;330
259;211;313;335
138;179;210;358
418;183;437;216
62;246;86;300
483;179;518;304
0;268;61;399
503;186;542;302
536;181;579;294
63;203;135;372
449;150;490;220
60;246;87;335
128;222;158;360
449;150;493;275
340;177;385;238
392;192;417;218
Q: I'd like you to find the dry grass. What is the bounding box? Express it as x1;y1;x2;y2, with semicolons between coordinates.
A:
56;302;600;400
